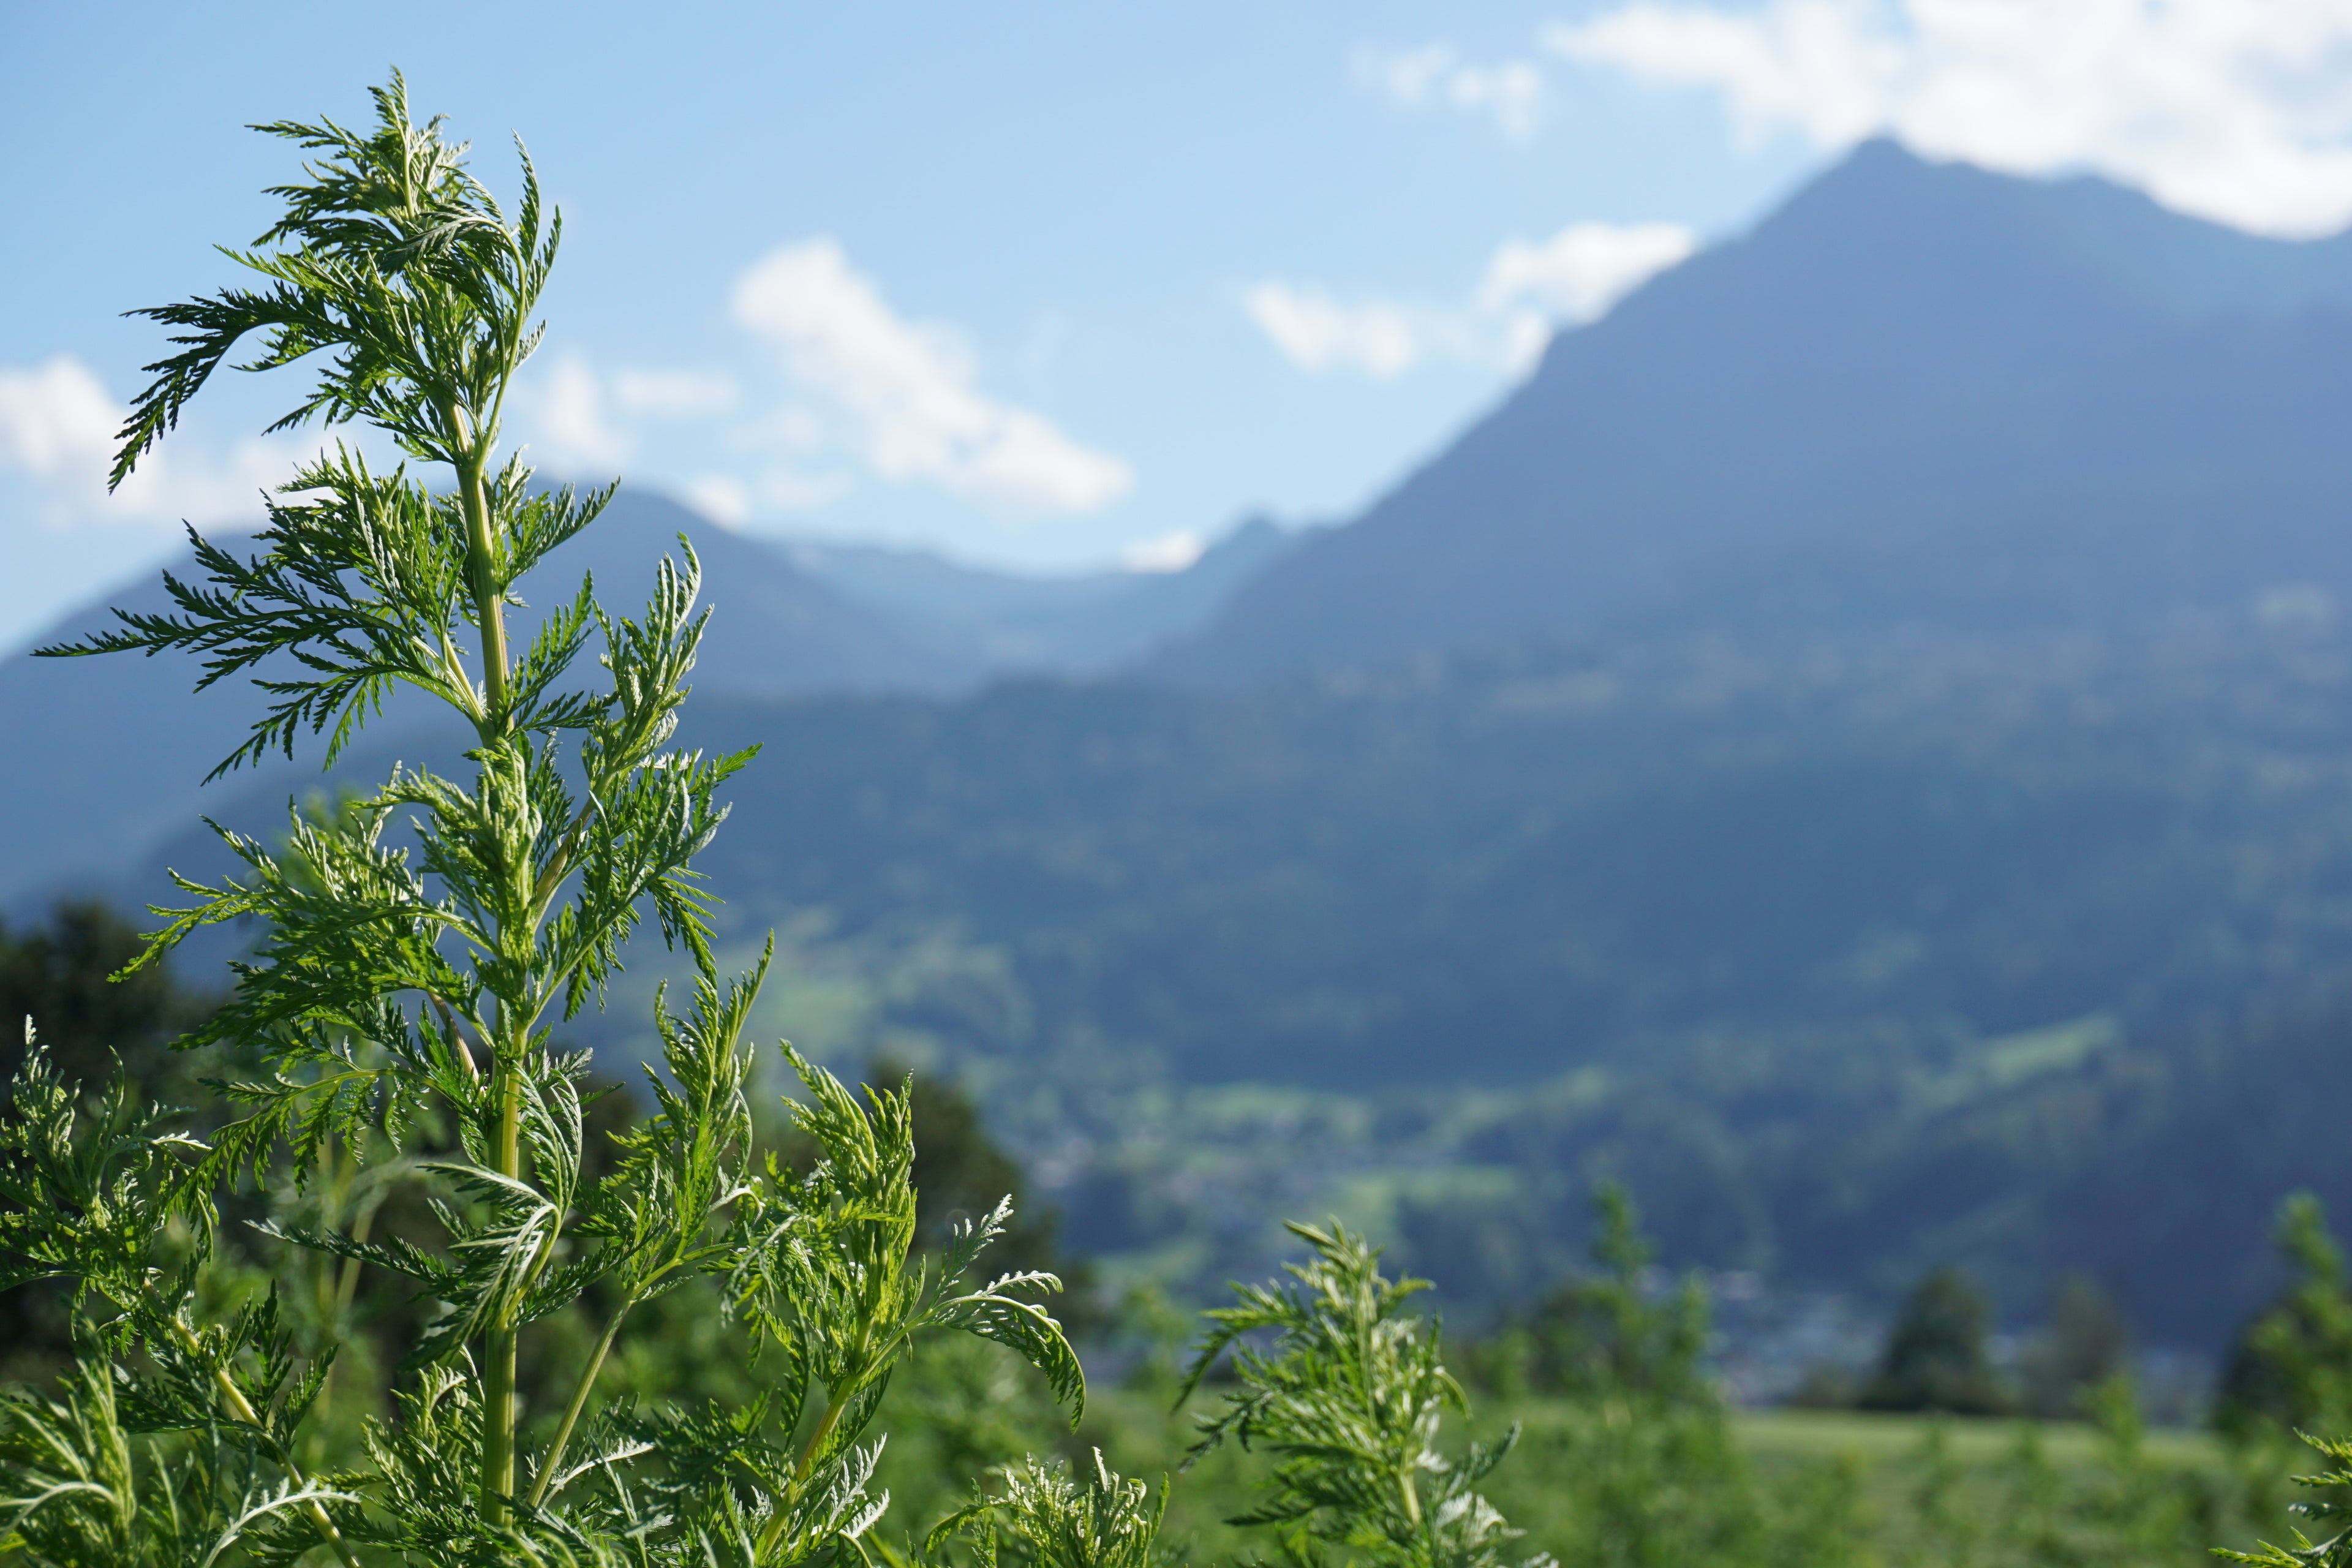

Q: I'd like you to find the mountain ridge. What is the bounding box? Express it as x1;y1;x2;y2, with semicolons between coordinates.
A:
1154;140;2352;683
0;492;1295;909
0;490;956;907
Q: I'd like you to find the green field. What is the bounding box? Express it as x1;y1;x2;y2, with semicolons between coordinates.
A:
866;1369;2291;1568
1731;1406;2218;1467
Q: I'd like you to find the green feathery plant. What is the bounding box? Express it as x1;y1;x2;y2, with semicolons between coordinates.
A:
1177;1222;1549;1568
921;1451;1167;1568
2223;1433;2352;1568
2;74;1085;1566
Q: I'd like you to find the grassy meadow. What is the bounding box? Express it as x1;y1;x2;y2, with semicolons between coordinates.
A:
1023;1385;2284;1565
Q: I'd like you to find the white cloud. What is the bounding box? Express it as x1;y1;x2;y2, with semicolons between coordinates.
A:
1245;221;1695;379
612;368;738;418
729;238;1132;514
682;474;752;527
1479;221;1700;320
0;355;116;483
1241;284;1434;377
0;353;293;532
526;358;736;472
1544;0;2352;238
1121;528;1207;573
537;353;632;469
754;466;856;513
1355;43;1550;140
761;404;829;454
680;465;854;526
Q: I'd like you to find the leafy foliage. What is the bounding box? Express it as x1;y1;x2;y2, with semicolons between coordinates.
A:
2017;1273;2132;1421
0;903;219;1101
0;73;1101;1566
0;907;222;1387
1178;1220;1549;1568
879;1060;1088;1303
2222;1430;2352;1568
925;1450;1167;1568
1457;1186;1769;1568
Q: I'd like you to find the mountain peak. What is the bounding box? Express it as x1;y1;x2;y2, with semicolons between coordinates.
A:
1153;143;2352;684
1725;136;2352;328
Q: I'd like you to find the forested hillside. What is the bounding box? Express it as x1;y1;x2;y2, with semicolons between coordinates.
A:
28;141;2352;1355
110;606;2352;1346
672;618;2352;1346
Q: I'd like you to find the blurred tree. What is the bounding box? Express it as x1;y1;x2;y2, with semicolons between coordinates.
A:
2021;1272;2132;1419
0;902;218;1385
0;900;215;1099
1462;1183;1769;1566
1860;1265;2011;1415
2214;1193;2352;1442
1471;1180;1709;1405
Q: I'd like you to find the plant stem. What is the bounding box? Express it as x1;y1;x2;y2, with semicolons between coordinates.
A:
527;1292;635;1509
184;1330;365;1568
452;399;524;1523
796;1392;851;1481
753;1388;856;1561
481;1054;523;1522
450;409;509;723
426;992;481;1084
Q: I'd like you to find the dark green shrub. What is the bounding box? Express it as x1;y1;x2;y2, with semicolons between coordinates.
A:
1860;1267;2011;1416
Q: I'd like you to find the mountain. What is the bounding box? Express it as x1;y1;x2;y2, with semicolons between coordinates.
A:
628;618;2352;1345
26;143;2352;1349
781;516;1301;677
134;612;2352;1345
0;492;1300;910
0;489;956;908
1156;140;2352;682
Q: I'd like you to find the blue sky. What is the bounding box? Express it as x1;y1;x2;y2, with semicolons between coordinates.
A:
7;1;2352;653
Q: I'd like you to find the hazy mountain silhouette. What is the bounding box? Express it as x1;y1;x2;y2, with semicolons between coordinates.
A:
0;489;959;907
0;491;1298;909
1155;140;2352;682
786;515;1301;676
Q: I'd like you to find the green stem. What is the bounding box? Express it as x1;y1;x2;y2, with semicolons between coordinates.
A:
753;1389;856;1561
183;1330;365;1568
448;404;509;724
450;398;525;1523
481;1055;523;1522
527;1292;635;1509
308;1142;375;1469
333;1187;380;1322
795;1392;851;1482
1398;1465;1423;1534
530;804;600;912
425;992;481;1085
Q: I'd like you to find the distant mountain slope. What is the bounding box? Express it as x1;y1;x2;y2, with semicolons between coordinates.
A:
671;627;2352;1096
2;490;1298;909
1156;141;2352;682
139;612;2352;1344
782;516;1300;676
551;619;2352;1346
0;489;952;908
552;491;959;695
